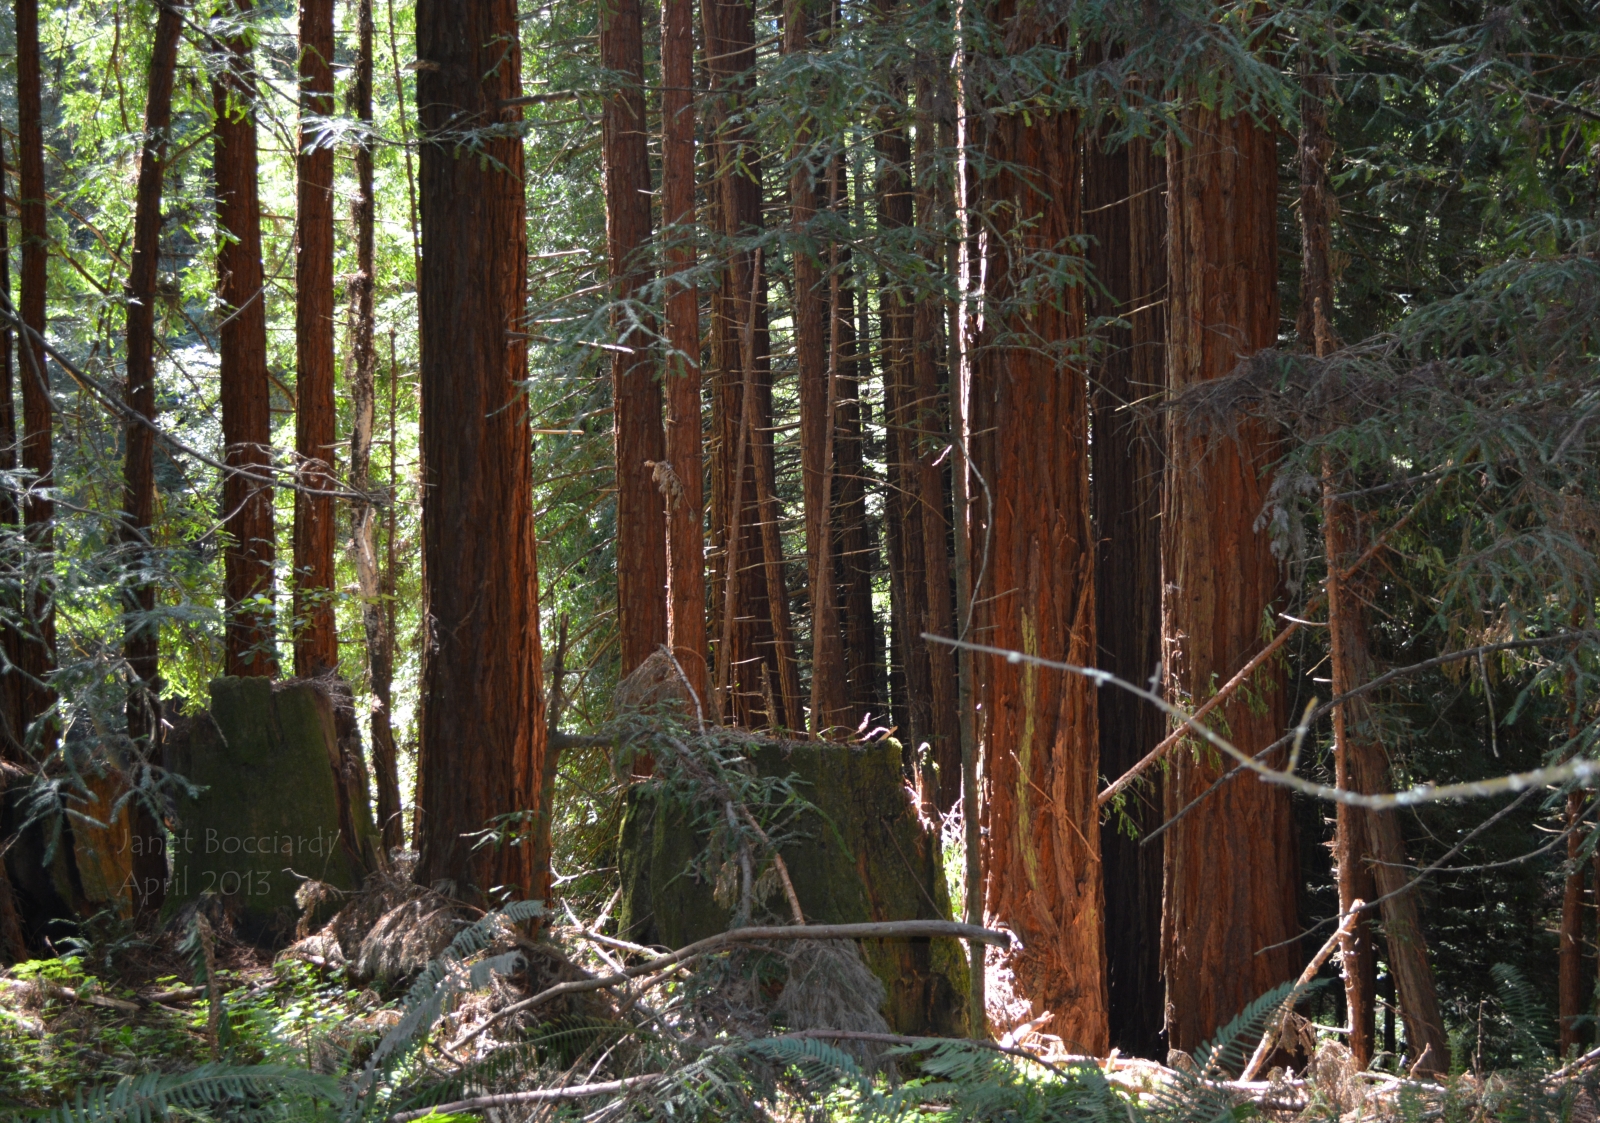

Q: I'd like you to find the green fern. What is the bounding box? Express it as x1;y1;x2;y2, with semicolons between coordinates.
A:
44;1064;340;1123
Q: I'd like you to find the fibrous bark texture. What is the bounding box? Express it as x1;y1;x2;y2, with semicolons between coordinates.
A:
213;0;277;677
17;0;57;746
0;125;20;759
603;0;668;678
661;0;707;709
1160;107;1297;1053
293;0;338;676
706;0;799;729
1088;128;1166;1059
973;60;1107;1053
414;0;545;899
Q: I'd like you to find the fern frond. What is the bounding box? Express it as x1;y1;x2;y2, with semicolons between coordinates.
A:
48;1064;339;1123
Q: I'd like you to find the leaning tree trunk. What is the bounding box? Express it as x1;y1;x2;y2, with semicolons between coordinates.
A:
213;0;277;677
973;45;1107;1053
347;0;400;850
661;0;707;709
121;0;184;918
787;0;849;737
293;0;338;677
16;0;57;747
1160;105;1298;1054
414;0;546;900
1087;124;1166;1060
603;0;668;679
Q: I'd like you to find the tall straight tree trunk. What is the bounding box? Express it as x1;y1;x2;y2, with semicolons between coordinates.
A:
348;0;400;850
973;42;1107;1051
876;114;931;773
603;0;668;678
293;0;338;676
1563;798;1588;1056
0;126;21;759
705;0;797;729
912;76;959;808
414;0;545;899
661;0;707;709
16;0;57;743
1087;126;1166;1059
213;0;277;677
121;0;183;918
1160;105;1297;1054
828;158;881;719
787;0;848;737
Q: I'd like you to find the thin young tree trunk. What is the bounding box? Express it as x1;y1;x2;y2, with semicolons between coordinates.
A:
1160;105;1296;1053
973;40;1106;1052
661;0;707;709
16;0;57;743
788;0;847;737
292;0;337;677
603;0;668;679
876;114;931;775
1298;65;1375;1072
121;0;184;918
0;126;21;759
213;0;277;677
912;75;958;809
414;0;545;900
347;0;400;851
704;0;794;729
1087;125;1166;1059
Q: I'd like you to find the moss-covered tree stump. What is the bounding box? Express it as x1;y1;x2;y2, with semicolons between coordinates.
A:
163;677;380;945
618;736;970;1035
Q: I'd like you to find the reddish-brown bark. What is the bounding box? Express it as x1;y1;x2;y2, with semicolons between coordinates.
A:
661;0;707;709
213;0;277;677
1160;107;1296;1053
1087;128;1166;1058
705;0;798;729
1562;798;1588;1057
603;0;668;678
121;0;184;917
293;0;338;677
788;0;849;737
16;0;57;744
973;67;1107;1053
347;0;400;850
414;0;545;899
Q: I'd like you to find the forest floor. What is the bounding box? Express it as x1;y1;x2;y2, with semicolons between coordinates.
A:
3;903;1599;1122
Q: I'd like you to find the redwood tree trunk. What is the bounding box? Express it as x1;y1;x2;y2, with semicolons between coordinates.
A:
348;0;400;850
661;0;707;709
16;0;57;744
293;0;338;677
414;0;546;899
974;55;1107;1053
603;0;668;678
705;0;796;728
912;79;959;807
1087;127;1166;1059
787;0;848;737
1160;106;1297;1054
0;125;19;759
213;0;277;677
121;0;183;918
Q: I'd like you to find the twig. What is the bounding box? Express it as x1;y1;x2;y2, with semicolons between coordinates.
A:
779;1029;1080;1078
389;1074;663;1121
447;920;1008;1051
1240;900;1363;1081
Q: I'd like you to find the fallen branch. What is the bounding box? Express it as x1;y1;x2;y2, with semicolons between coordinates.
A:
1;976;141;1013
389;1074;663;1121
1240;901;1363;1081
449;920;1008;1052
779;1029;1082;1078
